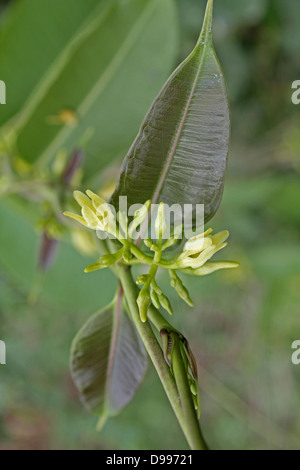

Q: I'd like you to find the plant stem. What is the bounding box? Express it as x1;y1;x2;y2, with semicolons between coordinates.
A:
171;332;209;450
115;264;184;417
115;262;208;450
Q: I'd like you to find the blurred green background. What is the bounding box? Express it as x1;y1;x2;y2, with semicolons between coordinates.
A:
0;0;299;450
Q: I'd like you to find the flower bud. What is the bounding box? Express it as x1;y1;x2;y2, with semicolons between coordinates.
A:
128;200;151;238
137;286;151;322
143;238;153;248
150;288;160;309
136;274;148;285
122;248;132;263
169;270;193;307
158;293;173;316
155;202;167;241
150;280;162;296
84;249;123;272
190;381;197;396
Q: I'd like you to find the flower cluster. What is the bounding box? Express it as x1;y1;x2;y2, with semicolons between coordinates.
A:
64;190;239;322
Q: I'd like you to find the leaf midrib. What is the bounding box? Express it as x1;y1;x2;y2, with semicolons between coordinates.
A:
151;1;213;206
151;46;207;206
9;1;112;132
37;0;159;167
150;0;213;206
103;288;123;413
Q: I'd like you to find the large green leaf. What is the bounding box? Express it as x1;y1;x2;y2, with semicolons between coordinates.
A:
0;0;102;125
1;0;178;180
70;296;147;428
111;0;230;222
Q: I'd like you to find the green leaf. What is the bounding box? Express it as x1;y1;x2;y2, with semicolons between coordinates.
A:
0;0;102;126
1;0;178;180
70;295;147;428
111;0;230;223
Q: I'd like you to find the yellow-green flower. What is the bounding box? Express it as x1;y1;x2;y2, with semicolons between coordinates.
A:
64;190;116;236
167;229;234;270
64;192;239;323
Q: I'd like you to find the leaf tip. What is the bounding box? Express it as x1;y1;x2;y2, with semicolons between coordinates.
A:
197;0;214;46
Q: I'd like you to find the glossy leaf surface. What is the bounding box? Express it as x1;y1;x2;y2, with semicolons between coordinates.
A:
70;298;147;428
111;0;230;222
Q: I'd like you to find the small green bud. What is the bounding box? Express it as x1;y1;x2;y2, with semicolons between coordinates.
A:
182;340;198;380
150;288;160;309
137;286;151;322
122;248;132;263
158;293;173;316
192;393;199;414
169;270;193;307
190;381;197;396
150;279;162;296
136;274;149;285
144;238;159;252
143;238;153;248
194;381;201;418
84;249;123;272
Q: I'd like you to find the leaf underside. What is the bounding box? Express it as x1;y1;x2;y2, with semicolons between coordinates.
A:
111;0;230;223
70;299;147;427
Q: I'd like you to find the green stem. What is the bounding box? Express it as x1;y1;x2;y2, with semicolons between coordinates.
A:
114;264;183;416
171;332;209;450
115;262;208;450
99;240;209;449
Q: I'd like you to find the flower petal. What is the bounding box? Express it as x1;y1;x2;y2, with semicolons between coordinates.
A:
210;230;229;246
183;236;212;254
63;211;88;227
86;189;106;209
73;191;94;210
81;206;100;230
181;261;240;276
